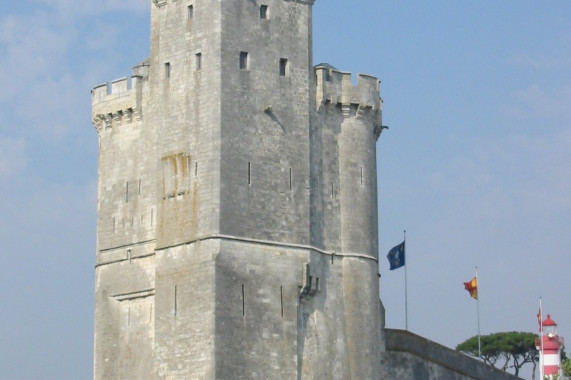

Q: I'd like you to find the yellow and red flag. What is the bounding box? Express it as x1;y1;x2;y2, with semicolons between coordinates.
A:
463;277;478;299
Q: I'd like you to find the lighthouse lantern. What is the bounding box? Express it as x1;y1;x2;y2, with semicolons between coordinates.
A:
537;313;565;379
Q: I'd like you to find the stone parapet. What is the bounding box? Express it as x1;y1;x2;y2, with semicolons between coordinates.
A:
315;64;384;139
384;329;523;380
315;64;382;113
91;63;148;134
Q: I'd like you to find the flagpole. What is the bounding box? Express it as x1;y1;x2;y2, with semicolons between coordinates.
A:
540;297;544;380
476;266;481;358
404;230;408;331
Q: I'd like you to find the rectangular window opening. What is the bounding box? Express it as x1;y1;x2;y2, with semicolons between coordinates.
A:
195;162;198;177
125;181;129;202
289;168;292;191
239;51;249;70
187;5;194;19
361;166;363;186
195;53;202;70
260;5;268;19
138;179;142;194
280;286;284;318
279;58;288;77
248;162;251;185
242;284;245;316
174;285;178;318
164;62;171;79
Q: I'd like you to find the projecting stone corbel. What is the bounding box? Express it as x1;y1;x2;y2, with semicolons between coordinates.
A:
104;114;113;129
300;264;319;299
132;107;142;121
153;0;167;8
93;115;105;134
124;108;133;123
113;111;122;126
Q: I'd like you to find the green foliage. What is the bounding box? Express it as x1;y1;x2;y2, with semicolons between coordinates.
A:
456;331;539;377
562;357;571;377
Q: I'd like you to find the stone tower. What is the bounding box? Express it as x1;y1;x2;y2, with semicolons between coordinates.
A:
91;0;384;378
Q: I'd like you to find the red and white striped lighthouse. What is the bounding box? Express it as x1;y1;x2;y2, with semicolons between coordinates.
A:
536;314;565;379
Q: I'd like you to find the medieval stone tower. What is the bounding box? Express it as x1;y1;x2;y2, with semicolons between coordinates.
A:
92;0;384;378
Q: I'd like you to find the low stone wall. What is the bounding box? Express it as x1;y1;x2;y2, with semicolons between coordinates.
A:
384;329;522;380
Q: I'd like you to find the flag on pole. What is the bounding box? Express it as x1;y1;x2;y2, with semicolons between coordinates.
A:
463;277;478;299
537;307;542;332
387;241;405;270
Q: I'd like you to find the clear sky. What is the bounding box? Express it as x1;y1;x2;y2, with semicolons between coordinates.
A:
1;1;570;379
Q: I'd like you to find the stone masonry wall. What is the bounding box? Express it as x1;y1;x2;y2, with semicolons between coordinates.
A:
384;329;523;380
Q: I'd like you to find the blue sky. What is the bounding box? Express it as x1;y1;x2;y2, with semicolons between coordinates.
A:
1;1;570;379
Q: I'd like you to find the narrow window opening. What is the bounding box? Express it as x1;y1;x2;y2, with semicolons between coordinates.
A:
195;53;202;70
289;168;292;191
279;58;288;76
315;278;319;292
164;62;171;79
325;69;331;82
127;249;132;263
128;307;131;326
239;51;249;70
187;5;194;19
280;286;284;318
125;181;129;202
331;182;334;198
242;284;245;316
248;162;251;185
260;5;268;19
186;156;191;190
138;179;142;194
174;285;178;317
361;166;363;186
195;162;198;177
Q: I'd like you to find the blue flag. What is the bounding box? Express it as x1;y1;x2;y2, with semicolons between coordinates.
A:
387;241;405;270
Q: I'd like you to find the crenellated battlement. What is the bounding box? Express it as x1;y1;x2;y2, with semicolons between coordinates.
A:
91;62;149;134
315;64;383;138
315;64;382;115
92;76;142;134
